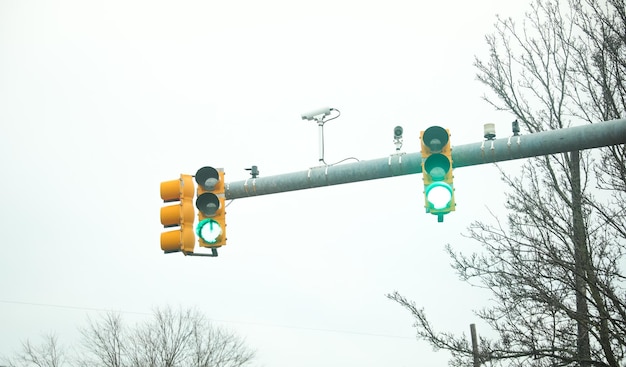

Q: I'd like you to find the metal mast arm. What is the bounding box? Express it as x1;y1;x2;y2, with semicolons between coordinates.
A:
225;119;626;200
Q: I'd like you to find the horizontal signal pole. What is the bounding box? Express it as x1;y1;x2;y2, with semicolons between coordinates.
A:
225;118;626;200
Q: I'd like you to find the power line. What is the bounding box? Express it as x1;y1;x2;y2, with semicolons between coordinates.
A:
0;299;148;315
0;299;414;340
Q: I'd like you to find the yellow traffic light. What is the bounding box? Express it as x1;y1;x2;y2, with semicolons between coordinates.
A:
420;126;455;222
160;174;196;253
195;166;227;248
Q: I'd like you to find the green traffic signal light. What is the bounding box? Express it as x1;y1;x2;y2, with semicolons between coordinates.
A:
425;181;453;209
196;218;223;244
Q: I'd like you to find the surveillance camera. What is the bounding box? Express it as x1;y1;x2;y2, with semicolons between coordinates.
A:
301;107;333;121
512;119;520;136
393;125;404;151
394;126;403;139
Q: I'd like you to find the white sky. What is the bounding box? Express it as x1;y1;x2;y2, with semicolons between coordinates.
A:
0;1;530;366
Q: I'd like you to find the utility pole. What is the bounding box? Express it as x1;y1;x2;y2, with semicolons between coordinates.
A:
471;323;480;367
225;118;626;200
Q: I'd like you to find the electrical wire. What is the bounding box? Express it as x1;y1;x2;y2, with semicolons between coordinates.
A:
326;157;361;166
0;299;150;316
0;299;414;340
324;108;341;123
318;109;360;166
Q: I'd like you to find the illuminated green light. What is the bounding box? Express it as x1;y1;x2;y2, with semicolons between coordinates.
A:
196;218;222;244
426;182;453;210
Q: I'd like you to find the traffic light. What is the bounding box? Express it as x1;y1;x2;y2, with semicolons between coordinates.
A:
195;166;227;248
160;174;196;254
420;126;455;222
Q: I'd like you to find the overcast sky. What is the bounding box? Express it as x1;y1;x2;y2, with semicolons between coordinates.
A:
1;1;531;366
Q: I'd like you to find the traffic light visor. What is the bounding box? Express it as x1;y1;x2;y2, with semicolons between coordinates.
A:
161;177;194;202
424;153;451;180
422;126;449;153
160;203;195;228
195;166;220;191
161;225;195;253
196;192;220;217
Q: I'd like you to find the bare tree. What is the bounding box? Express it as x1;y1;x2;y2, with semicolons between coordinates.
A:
78;306;256;367
389;0;625;366
2;334;66;367
76;312;125;367
4;308;255;367
188;321;256;367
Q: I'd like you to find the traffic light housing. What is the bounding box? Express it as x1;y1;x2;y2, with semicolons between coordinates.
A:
420;126;455;222
195;166;227;248
160;174;196;253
